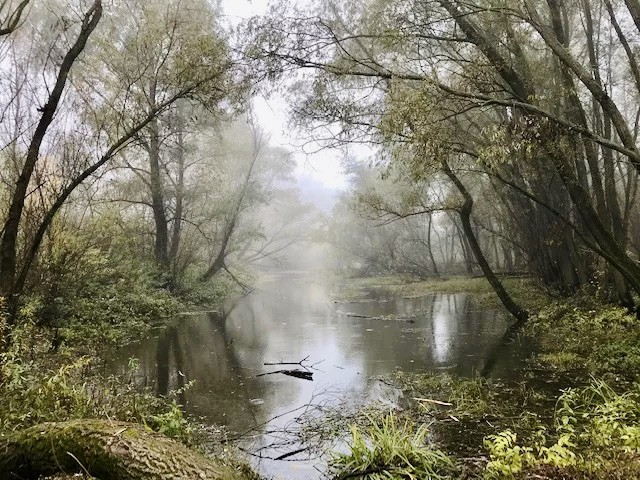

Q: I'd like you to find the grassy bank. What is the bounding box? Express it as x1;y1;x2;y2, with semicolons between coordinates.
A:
0;255;254;478
330;275;548;310
331;374;640;479
328;275;640;479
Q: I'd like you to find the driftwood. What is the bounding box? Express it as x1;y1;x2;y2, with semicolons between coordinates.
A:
414;397;454;407
257;369;313;381
258;356;321;381
0;419;253;480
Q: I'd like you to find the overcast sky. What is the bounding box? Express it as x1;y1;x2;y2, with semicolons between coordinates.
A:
220;0;349;192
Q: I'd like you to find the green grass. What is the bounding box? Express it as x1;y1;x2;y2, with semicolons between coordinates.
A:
484;380;640;479
330;412;453;480
330;275;547;310
526;301;640;383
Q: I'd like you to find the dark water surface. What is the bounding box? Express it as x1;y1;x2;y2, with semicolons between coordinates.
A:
110;273;527;479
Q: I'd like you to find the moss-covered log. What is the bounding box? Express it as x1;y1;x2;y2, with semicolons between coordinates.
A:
0;419;253;479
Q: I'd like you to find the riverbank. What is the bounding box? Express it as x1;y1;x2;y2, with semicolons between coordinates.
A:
330;275;547;309
327;275;640;479
0;272;257;479
3;272;640;479
329;373;640;479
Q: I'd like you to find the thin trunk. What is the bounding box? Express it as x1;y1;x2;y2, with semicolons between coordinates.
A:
200;142;260;282
168;121;185;270
426;213;440;276
603;116;634;305
13;88;192;299
492;232;500;271
623;0;640;37
525;0;640;175
452;217;473;275
0;0;31;36
502;243;514;273
603;0;640;96
0;1;102;321
442;160;529;324
147;80;170;272
546;140;640;298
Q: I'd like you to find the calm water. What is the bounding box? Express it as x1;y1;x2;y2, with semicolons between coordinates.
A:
110;274;526;479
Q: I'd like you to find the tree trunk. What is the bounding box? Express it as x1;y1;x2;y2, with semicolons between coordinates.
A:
442;161;529;325
0;419;252;480
545;140;640;297
147;92;170;272
0;0;31;36
168;114;186;280
624;0;640;37
0;1;102;319
200;133;260;283
426;213;440;276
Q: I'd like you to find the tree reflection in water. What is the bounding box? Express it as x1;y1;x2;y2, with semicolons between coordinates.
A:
109;275;531;479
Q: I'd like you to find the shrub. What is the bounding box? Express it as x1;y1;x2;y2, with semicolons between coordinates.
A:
484;380;640;479
0;346;193;444
528;302;640;381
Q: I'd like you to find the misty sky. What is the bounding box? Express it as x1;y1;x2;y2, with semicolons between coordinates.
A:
220;0;349;200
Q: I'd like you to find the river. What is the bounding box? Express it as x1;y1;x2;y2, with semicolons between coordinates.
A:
110;273;527;479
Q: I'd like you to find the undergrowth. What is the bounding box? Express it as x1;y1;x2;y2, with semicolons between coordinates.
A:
0;323;194;444
527;301;640;383
484;380;640;479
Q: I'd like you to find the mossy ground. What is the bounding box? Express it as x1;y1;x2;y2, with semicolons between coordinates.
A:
330;275;547;310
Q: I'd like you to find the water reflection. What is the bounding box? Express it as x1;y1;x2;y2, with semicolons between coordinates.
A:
110;274;522;479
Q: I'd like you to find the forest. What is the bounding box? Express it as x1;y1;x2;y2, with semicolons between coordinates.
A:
1;0;640;478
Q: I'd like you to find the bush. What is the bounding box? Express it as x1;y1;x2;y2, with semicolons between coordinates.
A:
484;380;640;479
23;225;184;351
0;347;194;444
528;302;640;381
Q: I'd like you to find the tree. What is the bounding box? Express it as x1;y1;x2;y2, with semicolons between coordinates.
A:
87;0;233;280
0;0;103;319
199;117;295;282
246;0;640;313
0;0;232;338
0;0;30;36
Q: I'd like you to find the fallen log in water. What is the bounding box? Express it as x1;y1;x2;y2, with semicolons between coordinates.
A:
0;419;253;480
257;368;313;381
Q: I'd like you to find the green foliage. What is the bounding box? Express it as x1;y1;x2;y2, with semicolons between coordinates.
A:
146;400;193;443
484;380;640;479
0;346;194;444
28;223;183;350
176;268;237;307
529;301;640;382
393;372;497;418
0;321;193;442
330;412;453;480
391;371;545;426
484;429;578;479
484;431;536;478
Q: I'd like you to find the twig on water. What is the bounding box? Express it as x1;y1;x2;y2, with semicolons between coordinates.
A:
264;355;310;367
259;356;324;380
